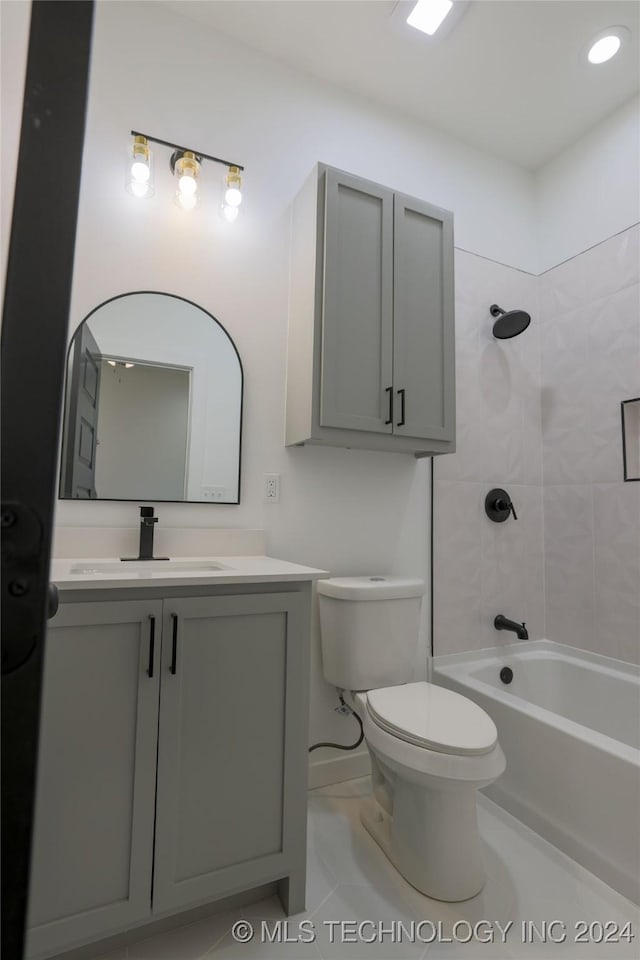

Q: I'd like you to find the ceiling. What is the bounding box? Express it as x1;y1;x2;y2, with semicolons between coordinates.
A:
163;1;639;170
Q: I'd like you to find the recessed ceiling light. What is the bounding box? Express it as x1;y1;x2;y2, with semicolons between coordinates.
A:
407;0;453;37
586;26;630;65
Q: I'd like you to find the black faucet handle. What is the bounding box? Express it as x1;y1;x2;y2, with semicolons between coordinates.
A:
140;506;155;519
486;488;517;522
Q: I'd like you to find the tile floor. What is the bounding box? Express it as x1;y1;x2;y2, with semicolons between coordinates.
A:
95;778;639;960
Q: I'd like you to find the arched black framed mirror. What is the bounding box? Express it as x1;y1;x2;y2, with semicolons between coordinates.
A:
60;292;243;503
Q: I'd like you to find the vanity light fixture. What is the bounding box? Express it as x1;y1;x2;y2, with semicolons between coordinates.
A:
127;130;245;222
125;134;154;199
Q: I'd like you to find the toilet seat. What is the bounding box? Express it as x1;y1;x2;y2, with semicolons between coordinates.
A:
366;681;497;757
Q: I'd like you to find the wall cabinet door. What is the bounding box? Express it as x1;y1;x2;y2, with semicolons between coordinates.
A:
27;600;162;958
320;168;394;434
392;192;455;442
286;163;455;455
152;592;306;914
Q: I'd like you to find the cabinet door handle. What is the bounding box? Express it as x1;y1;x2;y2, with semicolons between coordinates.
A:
147;615;155;678
385;386;393;425
170;614;178;675
397;388;406;427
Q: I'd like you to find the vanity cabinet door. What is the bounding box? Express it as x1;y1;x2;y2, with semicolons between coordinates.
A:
27;600;162;959
152;592;307;914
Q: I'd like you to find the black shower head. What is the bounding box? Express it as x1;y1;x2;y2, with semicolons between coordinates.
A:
490;304;531;339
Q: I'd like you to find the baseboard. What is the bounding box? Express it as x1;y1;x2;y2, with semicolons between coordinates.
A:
308;749;370;789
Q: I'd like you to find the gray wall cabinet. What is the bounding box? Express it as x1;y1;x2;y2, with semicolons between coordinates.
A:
27;584;311;958
286;164;455;456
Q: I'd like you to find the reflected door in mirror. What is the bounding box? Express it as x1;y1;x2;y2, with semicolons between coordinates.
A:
60;293;243;503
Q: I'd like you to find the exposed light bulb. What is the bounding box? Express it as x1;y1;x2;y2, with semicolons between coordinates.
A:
177;192;198;212
107;360;116;367
130;180;150;199
224;186;242;207
126;135;154;199
179;174;197;197
124;363;135;369
224;166;243;208
131;160;150;183
222;204;239;223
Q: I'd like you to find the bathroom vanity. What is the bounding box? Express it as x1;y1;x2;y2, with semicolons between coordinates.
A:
27;555;326;959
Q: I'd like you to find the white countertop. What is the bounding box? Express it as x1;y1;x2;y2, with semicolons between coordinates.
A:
51;556;328;591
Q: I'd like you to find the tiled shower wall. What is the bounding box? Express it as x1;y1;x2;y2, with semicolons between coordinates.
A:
434;227;640;665
541;226;640;665
434;250;544;655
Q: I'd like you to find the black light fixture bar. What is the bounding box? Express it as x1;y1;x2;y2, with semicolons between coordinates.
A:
130;130;244;171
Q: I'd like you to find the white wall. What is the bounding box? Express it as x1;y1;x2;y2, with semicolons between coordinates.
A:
96;360;190;501
536;95;640;272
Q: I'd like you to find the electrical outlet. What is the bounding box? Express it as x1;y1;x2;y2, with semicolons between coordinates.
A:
202;486;225;501
264;473;280;502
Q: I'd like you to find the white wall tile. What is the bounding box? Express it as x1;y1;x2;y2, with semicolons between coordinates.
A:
592;483;640;665
540;224;640;316
589;284;640;484
543;484;595;653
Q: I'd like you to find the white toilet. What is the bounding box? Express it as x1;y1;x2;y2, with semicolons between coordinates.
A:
317;576;506;902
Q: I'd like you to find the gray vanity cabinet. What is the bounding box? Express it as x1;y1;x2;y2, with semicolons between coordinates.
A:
27;600;162;958
152;592;307;914
27;585;310;959
286;163;455;456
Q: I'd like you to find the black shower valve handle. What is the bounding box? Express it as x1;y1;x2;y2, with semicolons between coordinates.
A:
495;497;517;520
485;488;517;523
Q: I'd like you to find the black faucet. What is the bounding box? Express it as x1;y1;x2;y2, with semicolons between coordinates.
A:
494;614;528;640
121;506;168;562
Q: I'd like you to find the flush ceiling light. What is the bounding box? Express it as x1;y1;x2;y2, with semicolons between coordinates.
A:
406;0;453;36
125;135;154;199
586;26;630;64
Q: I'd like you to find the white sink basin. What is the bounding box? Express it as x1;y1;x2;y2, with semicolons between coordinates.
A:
70;560;230;575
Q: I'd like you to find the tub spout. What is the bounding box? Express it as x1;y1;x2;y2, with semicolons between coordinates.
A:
494;614;528;640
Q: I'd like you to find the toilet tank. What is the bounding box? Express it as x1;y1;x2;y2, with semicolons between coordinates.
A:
317;576;425;690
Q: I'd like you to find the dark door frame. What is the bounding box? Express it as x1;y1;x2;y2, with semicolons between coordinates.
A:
1;3;95;957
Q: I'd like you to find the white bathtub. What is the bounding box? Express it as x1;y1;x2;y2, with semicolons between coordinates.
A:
432;641;640;903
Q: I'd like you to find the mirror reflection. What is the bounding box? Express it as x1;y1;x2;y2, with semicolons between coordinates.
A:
60;292;242;503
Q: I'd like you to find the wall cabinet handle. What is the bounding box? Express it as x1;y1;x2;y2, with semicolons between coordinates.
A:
170;614;178;675
397;388;406;427
385;386;393;425
147;615;155;678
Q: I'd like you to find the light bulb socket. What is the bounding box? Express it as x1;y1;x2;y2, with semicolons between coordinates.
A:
170;149;201;180
132;134;150;162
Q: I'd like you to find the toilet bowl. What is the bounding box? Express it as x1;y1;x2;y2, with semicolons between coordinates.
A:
353;684;505;901
318;576;506;902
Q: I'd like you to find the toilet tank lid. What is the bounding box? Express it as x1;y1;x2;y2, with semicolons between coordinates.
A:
317;576;425;601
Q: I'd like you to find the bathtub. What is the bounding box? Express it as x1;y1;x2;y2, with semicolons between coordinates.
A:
432;640;640;904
